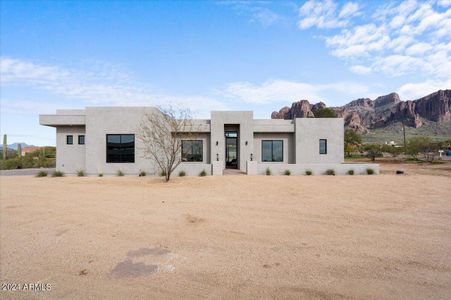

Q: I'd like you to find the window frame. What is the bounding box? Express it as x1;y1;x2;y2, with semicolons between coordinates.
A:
66;135;73;145
261;140;284;162
181;140;203;162
106;134;135;163
319;139;328;155
78;135;85;145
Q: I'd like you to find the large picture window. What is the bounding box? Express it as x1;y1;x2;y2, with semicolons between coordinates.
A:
319;139;327;154
106;134;135;163
262;140;283;162
181;140;203;162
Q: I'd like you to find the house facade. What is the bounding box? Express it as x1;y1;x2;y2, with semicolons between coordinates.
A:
40;107;378;175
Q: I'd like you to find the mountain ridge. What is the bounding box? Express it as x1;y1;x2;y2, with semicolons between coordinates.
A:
271;89;451;133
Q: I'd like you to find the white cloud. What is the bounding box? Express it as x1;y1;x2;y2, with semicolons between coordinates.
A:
350;65;372;74
298;0;359;29
398;78;451;99
437;0;451;7
218;1;282;27
405;42;433;55
0;57;228;116
250;8;280;27
217;79;372;105
302;0;451;82
339;2;360;18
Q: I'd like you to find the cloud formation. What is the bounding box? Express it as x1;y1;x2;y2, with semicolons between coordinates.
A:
300;0;451;83
217;79;373;105
298;0;360;29
0;57;228;116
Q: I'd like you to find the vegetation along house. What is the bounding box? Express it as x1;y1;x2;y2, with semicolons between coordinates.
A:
40;107;378;175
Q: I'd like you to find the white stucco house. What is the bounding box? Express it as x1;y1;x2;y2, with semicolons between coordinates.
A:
40;107;378;175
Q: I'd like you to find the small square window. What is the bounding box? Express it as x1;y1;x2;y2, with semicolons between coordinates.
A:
319;139;327;154
66;135;73;145
78;135;85;145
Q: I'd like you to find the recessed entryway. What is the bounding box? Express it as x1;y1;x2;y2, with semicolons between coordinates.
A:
225;131;238;169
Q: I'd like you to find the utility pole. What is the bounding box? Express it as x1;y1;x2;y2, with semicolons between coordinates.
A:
402;119;407;155
2;134;7;160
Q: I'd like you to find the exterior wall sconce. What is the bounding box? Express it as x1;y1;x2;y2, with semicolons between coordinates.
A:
245;141;248;145
250;153;253;161
216;141;218;146
216;153;219;161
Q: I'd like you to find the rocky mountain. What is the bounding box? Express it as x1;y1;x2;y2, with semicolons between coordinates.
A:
7;143;32;150
271;89;451;133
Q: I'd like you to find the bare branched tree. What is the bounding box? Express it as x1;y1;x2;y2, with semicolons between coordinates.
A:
138;106;194;181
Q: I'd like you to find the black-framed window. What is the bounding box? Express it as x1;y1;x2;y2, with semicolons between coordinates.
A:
78;135;85;145
106;134;135;163
66;135;73;145
181;140;203;162
262;140;283;162
319;139;327;154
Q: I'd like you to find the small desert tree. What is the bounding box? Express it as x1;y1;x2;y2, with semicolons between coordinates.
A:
138;106;194;182
344;129;362;157
406;137;438;162
364;144;383;161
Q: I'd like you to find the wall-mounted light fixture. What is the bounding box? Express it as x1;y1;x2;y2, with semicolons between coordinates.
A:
216;153;219;161
216;141;218;146
245;141;248;145
250;153;253;161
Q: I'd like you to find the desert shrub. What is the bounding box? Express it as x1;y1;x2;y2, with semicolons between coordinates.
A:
325;169;335;176
76;170;85;177
347;169;354;175
36;171;47;177
199;169;207;176
98;172;103;177
265;168;271;175
138;170;146;177
364;144;383;161
314;107;337;118
159;169;166;177
179;170;186;177
117;170;124;176
284;169;291;176
305;170;313;176
52;170;64;177
366;168;375;175
407;137;439;162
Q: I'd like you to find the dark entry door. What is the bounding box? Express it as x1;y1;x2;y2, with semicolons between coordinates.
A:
225;131;238;169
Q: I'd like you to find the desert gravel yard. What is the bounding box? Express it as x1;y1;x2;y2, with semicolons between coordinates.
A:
1;166;451;299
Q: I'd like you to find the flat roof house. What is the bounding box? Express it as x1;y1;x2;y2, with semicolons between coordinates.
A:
40;107;378;175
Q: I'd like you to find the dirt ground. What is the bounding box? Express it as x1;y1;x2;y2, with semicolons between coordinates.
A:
1;162;450;299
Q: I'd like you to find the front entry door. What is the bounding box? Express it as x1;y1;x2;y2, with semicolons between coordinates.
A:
225;131;238;169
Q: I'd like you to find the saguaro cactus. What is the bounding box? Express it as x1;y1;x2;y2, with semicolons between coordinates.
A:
2;134;6;160
17;143;22;157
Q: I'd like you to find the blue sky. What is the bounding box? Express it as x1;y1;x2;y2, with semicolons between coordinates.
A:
1;0;450;145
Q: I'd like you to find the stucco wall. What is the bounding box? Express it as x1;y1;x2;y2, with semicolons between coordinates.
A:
253;133;295;164
56;126;86;173
84;107;157;175
295;118;344;164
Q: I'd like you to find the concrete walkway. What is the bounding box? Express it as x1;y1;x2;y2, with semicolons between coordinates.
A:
0;168;55;176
